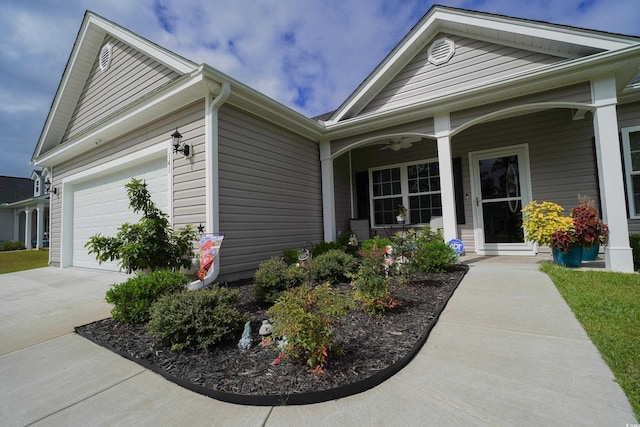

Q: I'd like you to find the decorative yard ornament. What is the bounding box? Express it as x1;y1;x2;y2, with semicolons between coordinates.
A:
238;321;252;350
259;320;273;336
348;233;358;247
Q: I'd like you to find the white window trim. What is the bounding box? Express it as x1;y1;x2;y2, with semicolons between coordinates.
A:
622;125;640;219
369;158;441;227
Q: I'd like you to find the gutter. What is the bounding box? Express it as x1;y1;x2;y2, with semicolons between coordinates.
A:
188;81;231;291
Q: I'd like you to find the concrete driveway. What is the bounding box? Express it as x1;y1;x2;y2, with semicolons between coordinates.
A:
0;263;637;426
0;267;128;355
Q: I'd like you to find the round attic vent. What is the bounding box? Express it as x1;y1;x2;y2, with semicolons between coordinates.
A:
99;43;113;72
427;38;455;66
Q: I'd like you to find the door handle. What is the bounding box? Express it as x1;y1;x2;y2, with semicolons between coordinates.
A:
476;197;479;207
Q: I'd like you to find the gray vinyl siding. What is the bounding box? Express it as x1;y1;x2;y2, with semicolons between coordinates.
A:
48;101;205;266
450;83;592;129
62;35;181;142
333;153;352;235
217;105;322;281
617;101;640;234
361;33;566;116
338;108;600;254
453;108;599;252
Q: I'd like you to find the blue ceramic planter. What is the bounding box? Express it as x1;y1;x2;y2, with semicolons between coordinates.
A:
552;245;583;267
582;244;600;261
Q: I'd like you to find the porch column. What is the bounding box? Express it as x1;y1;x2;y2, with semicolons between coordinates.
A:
320;139;336;242
24;208;32;249
591;75;634;272
36;202;44;249
434;112;458;242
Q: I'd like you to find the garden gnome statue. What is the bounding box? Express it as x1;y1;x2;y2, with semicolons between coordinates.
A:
238;321;252;350
259;320;273;336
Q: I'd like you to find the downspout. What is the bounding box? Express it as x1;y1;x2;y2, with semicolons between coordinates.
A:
189;81;231;290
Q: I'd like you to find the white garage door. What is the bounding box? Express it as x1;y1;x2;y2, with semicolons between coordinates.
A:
72;156;169;270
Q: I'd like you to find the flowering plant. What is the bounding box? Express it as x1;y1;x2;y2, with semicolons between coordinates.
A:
570;196;608;248
549;217;578;253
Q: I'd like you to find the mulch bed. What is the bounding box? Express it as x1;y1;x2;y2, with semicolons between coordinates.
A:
75;265;468;405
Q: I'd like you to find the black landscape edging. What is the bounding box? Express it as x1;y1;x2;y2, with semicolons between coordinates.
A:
75;265;468;406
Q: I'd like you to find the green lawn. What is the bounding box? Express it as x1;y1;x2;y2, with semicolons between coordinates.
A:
541;263;640;417
0;250;49;274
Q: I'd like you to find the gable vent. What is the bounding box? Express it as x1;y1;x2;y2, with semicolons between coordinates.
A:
427;38;455;66
99;43;113;72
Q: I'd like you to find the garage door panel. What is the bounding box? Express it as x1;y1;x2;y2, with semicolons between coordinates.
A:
72;157;168;271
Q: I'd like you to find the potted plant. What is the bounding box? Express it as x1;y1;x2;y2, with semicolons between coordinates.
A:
550;218;583;267
571;196;608;261
521;201;569;247
396;204;407;224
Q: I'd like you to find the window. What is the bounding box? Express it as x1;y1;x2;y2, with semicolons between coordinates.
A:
34;179;40;197
370;159;442;226
623;126;640;218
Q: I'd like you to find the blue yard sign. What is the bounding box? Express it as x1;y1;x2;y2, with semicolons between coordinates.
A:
447;239;465;255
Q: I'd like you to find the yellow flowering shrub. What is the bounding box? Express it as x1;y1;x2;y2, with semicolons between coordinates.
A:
521;201;573;247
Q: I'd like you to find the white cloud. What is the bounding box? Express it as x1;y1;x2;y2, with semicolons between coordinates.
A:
0;0;639;177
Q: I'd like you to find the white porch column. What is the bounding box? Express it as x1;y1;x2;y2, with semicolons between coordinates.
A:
36;202;44;249
320;140;336;242
591;76;634;272
434;112;458;242
24;208;32;249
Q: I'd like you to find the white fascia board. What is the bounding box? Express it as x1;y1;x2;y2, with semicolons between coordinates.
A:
88;13;196;74
324;44;640;139
329;14;438;124
440;9;638;51
201;65;324;139
33;71;205;167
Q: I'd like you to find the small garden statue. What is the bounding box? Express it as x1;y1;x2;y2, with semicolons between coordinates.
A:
238;321;252;350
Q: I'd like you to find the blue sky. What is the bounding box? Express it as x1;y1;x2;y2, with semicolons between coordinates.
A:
1;0;639;178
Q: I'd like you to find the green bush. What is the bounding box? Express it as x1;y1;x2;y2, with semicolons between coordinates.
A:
351;243;397;314
282;248;300;266
311;249;358;284
0;240;26;251
337;230;360;256
268;283;353;370
360;236;393;253
148;286;247;351
105;270;188;324
86;178;196;273
312;241;342;257
414;239;457;273
630;234;640;270
253;257;306;303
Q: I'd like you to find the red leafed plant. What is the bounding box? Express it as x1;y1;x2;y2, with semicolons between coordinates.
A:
571;196;608;248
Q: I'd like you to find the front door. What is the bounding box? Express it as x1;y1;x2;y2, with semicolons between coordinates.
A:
469;145;533;255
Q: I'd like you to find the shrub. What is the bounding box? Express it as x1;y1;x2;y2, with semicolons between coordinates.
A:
359;236;393;253
337;230;359;256
253;257;306;303
414;239;457;273
630;234;640;270
351;243;397;314
85;178;196;273
148;286;247;351
312;241;342;257
311;249;358;284
105;270;188;324
282;248;300;266
268;283;353;370
0;240;26;251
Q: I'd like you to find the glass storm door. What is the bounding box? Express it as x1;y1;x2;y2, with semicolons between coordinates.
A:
470;145;533;255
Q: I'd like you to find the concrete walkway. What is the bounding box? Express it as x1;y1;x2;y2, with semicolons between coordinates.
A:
0;263;636;426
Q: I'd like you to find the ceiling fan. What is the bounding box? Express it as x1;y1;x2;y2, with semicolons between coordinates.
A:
379;136;421;151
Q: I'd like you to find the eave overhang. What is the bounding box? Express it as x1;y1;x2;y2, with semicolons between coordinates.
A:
323;44;640;140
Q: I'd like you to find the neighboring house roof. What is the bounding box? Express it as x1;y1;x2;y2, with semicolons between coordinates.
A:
0;176;34;204
327;5;640;125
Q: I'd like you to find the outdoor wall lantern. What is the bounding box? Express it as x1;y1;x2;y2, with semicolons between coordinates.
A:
45;178;57;195
172;128;192;158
